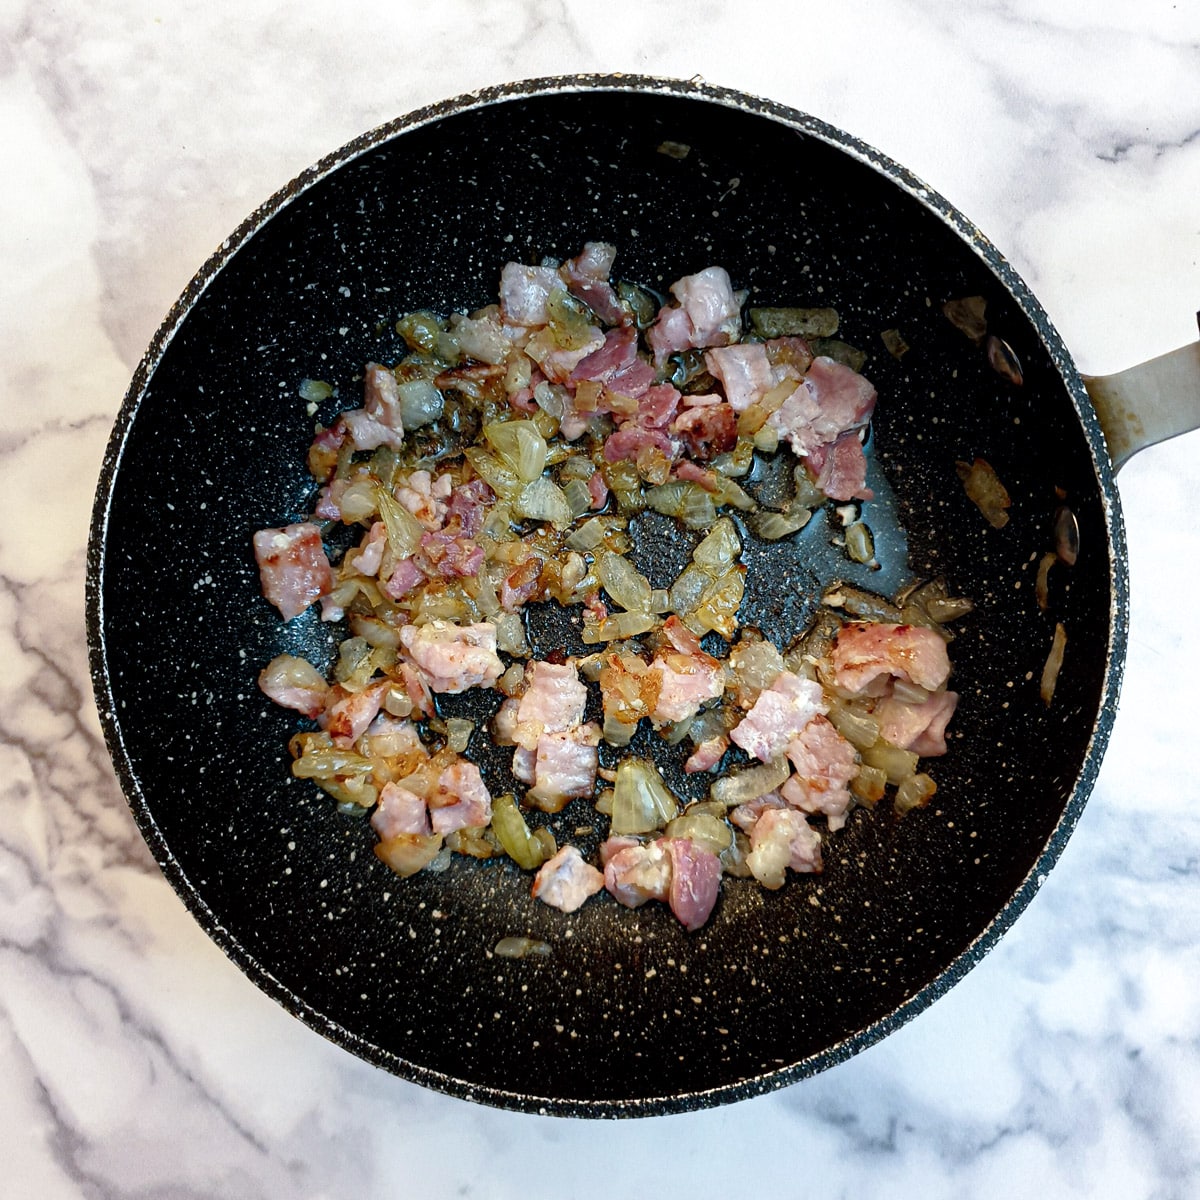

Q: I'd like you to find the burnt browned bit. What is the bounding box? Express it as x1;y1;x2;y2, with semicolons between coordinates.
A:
1054;505;1079;565
987;335;1023;386
942;295;987;344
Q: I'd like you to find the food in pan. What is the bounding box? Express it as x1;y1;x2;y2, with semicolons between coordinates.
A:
254;243;971;931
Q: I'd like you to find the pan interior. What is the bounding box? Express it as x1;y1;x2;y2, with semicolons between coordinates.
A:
92;87;1117;1113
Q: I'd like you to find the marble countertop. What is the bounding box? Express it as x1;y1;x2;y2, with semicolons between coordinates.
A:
4;1;1200;1196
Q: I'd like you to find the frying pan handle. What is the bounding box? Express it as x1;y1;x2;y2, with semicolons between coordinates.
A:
1083;322;1200;472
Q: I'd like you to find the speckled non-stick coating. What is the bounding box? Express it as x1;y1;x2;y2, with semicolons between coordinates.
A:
87;78;1127;1116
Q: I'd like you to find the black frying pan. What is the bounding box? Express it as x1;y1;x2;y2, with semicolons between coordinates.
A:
88;76;1164;1116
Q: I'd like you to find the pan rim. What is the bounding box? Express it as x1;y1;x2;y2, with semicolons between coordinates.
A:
85;73;1129;1117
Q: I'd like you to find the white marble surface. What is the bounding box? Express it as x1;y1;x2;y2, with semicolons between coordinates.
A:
4;0;1200;1195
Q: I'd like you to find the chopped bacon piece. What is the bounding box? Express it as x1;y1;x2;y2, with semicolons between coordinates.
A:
371;782;430;839
729;671;827;762
672;402;737;460
602;422;679;464
806;430;872;502
746;808;823;888
781;716;858;831
829;623;952;697
444;479;495;539
382;557;425;600
336;363;406;451
307;423;346;482
499;556;543;610
394;469;451;531
647;266;743;361
417;530;483;579
874;690;959;756
428;760;492;835
525;725;601;812
587;470;609;510
514;661;589;745
322;680;389;747
603;839;671;909
257;654;329;718
348;521;387;576
569;325;638;383
499;263;561;327
532;845;605;913
253;523;333;621
398;621;504;694
651;648;725;726
684;733;729;774
663;837;722;931
704;343;775;412
729;790;788;833
561;241;625;324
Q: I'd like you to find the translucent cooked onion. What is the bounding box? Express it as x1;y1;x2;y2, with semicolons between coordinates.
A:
895;772;937;815
956;457;1011;529
446;717;473;753
610;757;680;834
665;811;732;856
563;477;593;519
597;551;653;613
298;378;334;402
1041;621;1067;706
514;477;572;528
494;936;552;960
692;518;741;574
465;446;523;501
485;419;548;482
755;509;811;540
375;833;444;877
339;478;380;524
395;378;444;428
565;517;606;552
728;639;784;706
749;306;840;338
491;794;549;870
375;485;423;556
826;699;881;751
861;742;919;784
494;611;531;656
711;756;790;805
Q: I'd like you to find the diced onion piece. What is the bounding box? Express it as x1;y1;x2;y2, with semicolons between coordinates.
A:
895;772;937;815
669;562;710;617
532;827;557;860
597;551;653;613
649;588;671;614
861;742;919;785
943;295;987;344
610;757;680;835
680;486;718;530
446;717;473;754
845;522;876;565
594;788;614;816
711;475;756;512
692;517;741;575
851;763;888;805
485;420;548;482
956;457;1011;529
711;756;790;805
826;699;881;751
565;518;606;552
749;306;839;338
395;378;444;429
514;477;572;529
494;610;531;656
665;811;733;856
494;936;552;960
1041;621;1067;706
690;567;745;641
563;477;593;519
339;478;380;524
1036;551;1056;612
375;485;423;556
602;711;637;746
464;446;523;501
752;425;780;453
299;378;333;402
491;793;548;870
754;509;811;540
